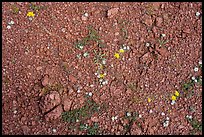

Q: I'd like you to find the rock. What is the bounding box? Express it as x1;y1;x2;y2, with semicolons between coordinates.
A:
155;17;163;27
91;116;99;122
22;125;31;135
63;99;72;111
130;122;142;135
36;66;42;71
45;105;63;121
107;8;119;18
156;46;169;57
142;15;153;26
140;52;152;64
42;75;49;86
152;2;161;10
41;91;61;113
81;15;87;21
69;75;77;83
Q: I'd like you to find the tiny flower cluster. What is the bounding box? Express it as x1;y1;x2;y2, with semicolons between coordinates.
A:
27;11;35;21
171;91;180;105
114;44;130;59
163;117;170;127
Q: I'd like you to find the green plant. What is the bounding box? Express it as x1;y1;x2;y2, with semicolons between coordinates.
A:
29;2;46;12
11;5;20;14
187;118;202;133
61;98;100;124
93;50;106;64
79;122;99;135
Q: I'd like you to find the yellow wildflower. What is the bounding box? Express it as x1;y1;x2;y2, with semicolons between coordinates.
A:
114;53;120;59
171;95;176;101
147;98;151;103
27;11;35;17
100;64;103;69
99;74;105;79
119;49;125;53
174;91;179;97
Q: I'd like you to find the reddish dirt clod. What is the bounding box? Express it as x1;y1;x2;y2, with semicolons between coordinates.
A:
2;2;202;135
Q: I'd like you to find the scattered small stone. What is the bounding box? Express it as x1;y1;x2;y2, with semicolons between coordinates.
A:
115;32;119;36
7;25;11;29
126;46;130;50
195;12;201;17
107;8;119;18
155;17;163;27
194;67;199;72
42;75;49;86
90;84;94;87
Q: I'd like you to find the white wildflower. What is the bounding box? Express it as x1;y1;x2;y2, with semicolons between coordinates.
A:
126;112;131;117
149;109;153;113
52;128;57;133
194;67;199;72
196;12;200;17
171;100;176;105
84;13;88;17
7;25;11;29
139;114;142;118
145;42;150;47
191;76;195;80
199;60;202;65
161;112;165;116
88;92;92;97
166;117;170;121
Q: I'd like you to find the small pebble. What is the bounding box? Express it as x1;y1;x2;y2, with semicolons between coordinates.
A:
196;12;200;17
90;84;94;87
194;67;199;72
7;25;11;29
126;46;130;50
